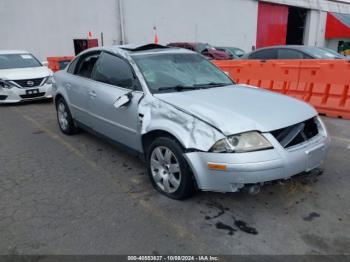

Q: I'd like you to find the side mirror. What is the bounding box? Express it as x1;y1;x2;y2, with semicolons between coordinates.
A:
42;61;49;67
113;92;132;108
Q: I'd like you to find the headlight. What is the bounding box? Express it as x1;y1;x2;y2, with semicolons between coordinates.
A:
0;79;14;89
45;76;55;85
315;116;328;137
210;131;273;153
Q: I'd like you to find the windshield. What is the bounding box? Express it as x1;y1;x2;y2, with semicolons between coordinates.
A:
304;47;344;59
0;53;42;69
320;48;346;58
228;48;245;57
132;53;234;94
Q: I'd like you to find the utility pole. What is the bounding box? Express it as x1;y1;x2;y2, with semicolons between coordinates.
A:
118;0;126;44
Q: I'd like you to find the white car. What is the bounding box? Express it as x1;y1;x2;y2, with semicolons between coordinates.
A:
0;50;54;103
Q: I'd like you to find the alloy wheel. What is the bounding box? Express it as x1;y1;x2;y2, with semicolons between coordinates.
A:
150;146;181;193
57;102;69;131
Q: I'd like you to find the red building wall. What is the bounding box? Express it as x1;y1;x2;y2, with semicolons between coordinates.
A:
256;2;289;48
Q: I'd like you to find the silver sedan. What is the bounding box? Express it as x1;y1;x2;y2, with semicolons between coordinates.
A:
53;44;330;199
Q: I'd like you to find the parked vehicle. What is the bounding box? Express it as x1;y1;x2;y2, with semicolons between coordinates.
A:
216;46;245;58
242;45;346;60
53;44;330;199
47;56;75;72
167;42;231;60
0;50;54;103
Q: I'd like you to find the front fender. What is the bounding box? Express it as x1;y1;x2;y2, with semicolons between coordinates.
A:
139;96;224;151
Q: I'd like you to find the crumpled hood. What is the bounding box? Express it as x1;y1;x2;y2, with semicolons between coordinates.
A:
0;66;52;80
154;85;317;135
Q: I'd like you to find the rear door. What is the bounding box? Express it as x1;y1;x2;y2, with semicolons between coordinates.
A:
64;51;100;125
89;52;143;151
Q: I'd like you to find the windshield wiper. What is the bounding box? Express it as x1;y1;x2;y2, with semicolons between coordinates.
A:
158;82;231;92
158;85;197;92
194;82;231;88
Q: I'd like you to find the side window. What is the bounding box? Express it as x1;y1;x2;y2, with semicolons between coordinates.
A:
277;49;304;59
67;57;78;74
75;52;100;78
303;53;313;59
91;52;134;89
250;49;277;60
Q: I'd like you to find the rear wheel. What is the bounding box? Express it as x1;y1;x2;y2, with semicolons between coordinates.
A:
56;97;79;135
147;137;195;200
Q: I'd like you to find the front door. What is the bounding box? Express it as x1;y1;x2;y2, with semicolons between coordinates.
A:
88;52;143;151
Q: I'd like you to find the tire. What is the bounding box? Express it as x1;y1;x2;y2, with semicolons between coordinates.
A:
56;97;79;135
146;137;195;200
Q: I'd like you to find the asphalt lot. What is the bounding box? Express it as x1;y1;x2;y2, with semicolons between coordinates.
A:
0;100;349;255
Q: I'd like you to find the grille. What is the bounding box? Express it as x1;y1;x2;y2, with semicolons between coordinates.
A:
20;92;45;99
271;118;319;148
13;78;45;88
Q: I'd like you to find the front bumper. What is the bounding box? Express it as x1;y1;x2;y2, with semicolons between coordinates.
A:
0;84;53;104
184;131;331;193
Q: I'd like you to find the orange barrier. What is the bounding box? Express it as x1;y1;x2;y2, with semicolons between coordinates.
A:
47;56;75;72
214;59;350;120
297;60;350;119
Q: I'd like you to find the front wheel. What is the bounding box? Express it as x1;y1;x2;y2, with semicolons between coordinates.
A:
147;137;195;200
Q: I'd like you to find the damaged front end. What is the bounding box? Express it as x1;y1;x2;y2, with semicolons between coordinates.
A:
138;95;225;152
137;94;330;194
128;47;330;195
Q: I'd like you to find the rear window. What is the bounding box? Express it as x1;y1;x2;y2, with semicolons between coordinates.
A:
0;53;42;69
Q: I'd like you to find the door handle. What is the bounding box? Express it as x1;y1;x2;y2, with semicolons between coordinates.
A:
89;91;97;97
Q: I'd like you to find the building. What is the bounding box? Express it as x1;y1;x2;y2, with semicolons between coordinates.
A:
1;0;350;61
256;0;350;55
0;0;121;61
